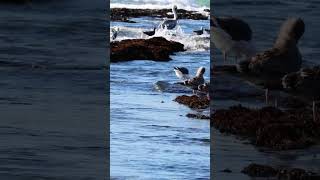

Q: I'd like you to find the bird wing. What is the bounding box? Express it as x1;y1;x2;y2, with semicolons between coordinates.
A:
217;17;252;41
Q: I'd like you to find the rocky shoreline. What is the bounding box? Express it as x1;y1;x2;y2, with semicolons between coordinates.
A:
111;8;209;23
242;163;320;179
111;37;184;62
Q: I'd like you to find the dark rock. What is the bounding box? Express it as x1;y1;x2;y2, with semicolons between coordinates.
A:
242;164;277;177
111;8;208;22
111;37;184;62
186;113;210;120
220;169;232;173
212;105;320;150
174;95;209;109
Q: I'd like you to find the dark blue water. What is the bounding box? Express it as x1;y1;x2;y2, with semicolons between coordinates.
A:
0;1;107;179
211;0;320;179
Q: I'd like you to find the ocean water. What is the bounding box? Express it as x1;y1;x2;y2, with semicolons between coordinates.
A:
0;1;107;179
110;0;210;179
211;0;320;179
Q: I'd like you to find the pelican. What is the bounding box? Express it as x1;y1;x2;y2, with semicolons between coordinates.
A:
174;66;189;81
159;5;178;30
211;16;256;62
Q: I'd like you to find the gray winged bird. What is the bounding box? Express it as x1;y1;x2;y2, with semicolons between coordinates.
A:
159;5;178;30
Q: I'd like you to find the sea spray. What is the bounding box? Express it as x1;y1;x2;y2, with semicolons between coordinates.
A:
110;25;209;52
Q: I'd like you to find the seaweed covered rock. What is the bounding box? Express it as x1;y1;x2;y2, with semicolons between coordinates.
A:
111;8;208;22
212;105;320;150
174;95;209;109
111;37;184;62
242;164;277;177
242;163;320;180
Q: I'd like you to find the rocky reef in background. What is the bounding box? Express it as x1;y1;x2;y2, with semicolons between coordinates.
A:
111;8;209;23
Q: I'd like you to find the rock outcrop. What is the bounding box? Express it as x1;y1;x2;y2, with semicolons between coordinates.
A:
111;37;184;62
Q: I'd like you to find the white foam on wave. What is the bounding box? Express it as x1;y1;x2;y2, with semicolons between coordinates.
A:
111;0;209;12
110;25;210;52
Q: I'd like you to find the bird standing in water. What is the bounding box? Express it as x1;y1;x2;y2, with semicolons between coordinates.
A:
211;16;255;63
159;5;178;30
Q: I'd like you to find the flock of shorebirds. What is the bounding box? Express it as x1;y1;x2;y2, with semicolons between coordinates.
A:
112;5;317;115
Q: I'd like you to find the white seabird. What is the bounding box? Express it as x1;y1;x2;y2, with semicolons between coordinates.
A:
159;5;178;30
174;66;190;81
211;16;256;62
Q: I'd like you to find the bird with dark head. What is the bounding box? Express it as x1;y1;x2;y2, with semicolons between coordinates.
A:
143;27;156;36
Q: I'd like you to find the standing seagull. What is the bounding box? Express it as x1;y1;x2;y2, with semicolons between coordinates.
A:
211;16;256;62
184;67;206;90
174;66;189;81
159;5;178;30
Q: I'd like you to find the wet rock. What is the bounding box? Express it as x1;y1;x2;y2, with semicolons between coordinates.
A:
111;8;209;22
111;37;184;62
186;113;210;120
242;163;320;180
220;169;232;173
174;95;209;109
242;164;277;177
241;18;305;78
212;105;320;150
